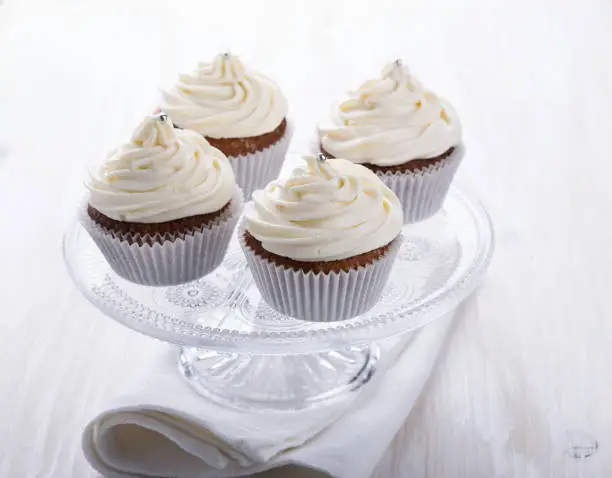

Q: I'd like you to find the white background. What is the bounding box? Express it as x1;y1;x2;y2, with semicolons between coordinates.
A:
1;0;612;476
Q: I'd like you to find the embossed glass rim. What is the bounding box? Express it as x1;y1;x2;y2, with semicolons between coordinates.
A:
63;186;494;354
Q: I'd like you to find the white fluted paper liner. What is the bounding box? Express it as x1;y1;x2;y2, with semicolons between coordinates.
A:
80;191;244;287
228;120;294;200
240;230;401;322
377;144;465;224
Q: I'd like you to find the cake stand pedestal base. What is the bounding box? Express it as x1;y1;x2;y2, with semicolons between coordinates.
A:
178;345;380;411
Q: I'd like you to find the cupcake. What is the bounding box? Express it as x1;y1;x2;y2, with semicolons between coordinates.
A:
319;60;464;223
82;112;243;286
241;154;403;322
160;52;292;199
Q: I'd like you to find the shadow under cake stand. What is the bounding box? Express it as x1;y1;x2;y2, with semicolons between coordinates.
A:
63;186;494;411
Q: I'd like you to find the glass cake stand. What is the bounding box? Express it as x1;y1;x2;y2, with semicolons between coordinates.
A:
63;186;494;410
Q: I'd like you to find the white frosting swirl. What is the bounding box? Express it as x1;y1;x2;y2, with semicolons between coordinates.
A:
160;53;288;139
87;113;237;223
319;60;461;166
245;155;403;261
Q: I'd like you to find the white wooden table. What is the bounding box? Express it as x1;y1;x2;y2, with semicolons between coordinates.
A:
1;0;612;476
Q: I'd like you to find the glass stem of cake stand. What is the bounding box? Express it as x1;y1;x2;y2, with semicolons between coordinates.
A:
178;342;381;411
178;262;388;410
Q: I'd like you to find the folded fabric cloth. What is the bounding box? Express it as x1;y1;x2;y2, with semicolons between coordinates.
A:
82;304;464;478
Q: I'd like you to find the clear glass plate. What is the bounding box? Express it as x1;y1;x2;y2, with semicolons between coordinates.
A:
63;186;494;355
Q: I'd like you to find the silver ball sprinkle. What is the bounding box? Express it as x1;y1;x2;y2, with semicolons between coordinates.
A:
394;58;403;68
155;112;168;122
317;153;327;162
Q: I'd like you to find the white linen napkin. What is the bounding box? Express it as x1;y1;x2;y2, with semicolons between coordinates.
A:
82;304;463;478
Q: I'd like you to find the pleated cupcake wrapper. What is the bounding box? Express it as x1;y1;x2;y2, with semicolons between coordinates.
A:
376;144;465;224
80;191;244;287
240;230;402;322
228;120;294;200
